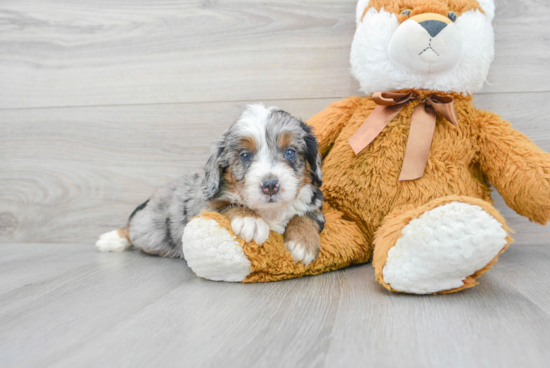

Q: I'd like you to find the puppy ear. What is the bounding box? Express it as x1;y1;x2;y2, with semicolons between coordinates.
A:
314;151;323;186
301;122;323;187
202;141;225;200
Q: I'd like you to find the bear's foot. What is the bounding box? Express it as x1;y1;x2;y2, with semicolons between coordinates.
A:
373;196;512;294
182;214;252;282
182;206;371;283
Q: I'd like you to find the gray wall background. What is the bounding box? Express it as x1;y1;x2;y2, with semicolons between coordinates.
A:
1;0;548;245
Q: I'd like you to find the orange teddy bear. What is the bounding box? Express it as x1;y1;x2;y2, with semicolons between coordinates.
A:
181;0;550;294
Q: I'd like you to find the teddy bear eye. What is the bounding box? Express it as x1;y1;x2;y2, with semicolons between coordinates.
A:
400;9;412;17
448;11;458;22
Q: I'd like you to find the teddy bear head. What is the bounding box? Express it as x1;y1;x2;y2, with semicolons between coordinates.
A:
351;0;495;95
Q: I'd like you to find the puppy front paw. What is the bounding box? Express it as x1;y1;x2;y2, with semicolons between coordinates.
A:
231;216;270;245
285;237;320;266
284;214;322;266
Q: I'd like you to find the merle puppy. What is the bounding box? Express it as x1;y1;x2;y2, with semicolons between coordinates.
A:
96;104;325;266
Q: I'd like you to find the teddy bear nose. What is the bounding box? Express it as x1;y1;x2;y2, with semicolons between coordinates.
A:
419;20;448;38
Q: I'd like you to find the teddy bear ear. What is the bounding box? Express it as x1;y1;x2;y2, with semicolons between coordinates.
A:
355;0;370;25
477;0;496;22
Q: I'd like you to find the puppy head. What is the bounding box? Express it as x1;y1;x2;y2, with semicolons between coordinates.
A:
202;104;322;210
351;0;495;94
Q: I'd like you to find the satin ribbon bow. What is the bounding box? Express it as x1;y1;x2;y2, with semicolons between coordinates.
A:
348;91;459;181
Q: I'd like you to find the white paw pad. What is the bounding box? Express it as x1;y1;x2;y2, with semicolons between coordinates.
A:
285;241;317;266
95;230;131;252
382;202;508;294
182;218;251;282
230;216;270;245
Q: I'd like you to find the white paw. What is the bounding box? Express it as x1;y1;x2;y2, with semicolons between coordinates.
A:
182;218;251;282
95;230;131;252
285;240;318;266
230;216;270;245
382;202;508;294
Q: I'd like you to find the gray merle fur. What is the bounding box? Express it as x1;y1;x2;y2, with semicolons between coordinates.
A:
127;106;325;258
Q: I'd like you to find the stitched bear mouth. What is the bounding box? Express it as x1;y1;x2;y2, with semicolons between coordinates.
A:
419;39;440;57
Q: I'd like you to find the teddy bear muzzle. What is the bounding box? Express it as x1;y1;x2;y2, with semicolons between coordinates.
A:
388;13;464;75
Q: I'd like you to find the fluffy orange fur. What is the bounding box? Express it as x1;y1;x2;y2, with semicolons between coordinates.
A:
361;0;484;23
197;89;550;289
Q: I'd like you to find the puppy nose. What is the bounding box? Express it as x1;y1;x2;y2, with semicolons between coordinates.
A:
419;20;448;37
261;179;280;195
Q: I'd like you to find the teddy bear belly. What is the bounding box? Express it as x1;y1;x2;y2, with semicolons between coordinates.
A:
320;139;491;238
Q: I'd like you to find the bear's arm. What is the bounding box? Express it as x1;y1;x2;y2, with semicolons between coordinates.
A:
306;97;362;157
476;109;550;225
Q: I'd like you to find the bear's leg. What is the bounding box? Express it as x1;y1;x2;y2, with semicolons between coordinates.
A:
373;196;512;294
182;205;370;282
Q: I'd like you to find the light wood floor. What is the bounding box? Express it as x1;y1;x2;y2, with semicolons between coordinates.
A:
1;0;549;367
1;243;550;368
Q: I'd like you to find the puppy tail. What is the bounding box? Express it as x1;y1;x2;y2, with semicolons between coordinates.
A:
95;227;132;252
96;199;148;252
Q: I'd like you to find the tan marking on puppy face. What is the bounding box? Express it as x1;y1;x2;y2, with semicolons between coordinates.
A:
238;136;257;153
223;166;237;187
277;131;294;150
222;166;246;201
299;161;313;188
362;0;484;23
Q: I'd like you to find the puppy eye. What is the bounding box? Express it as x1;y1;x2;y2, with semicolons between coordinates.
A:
448;11;457;22
284;149;296;159
400;9;411;17
240;152;252;162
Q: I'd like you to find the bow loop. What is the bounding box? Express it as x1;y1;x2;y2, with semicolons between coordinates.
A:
372;91;416;106
348;91;459;181
426;95;458;126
